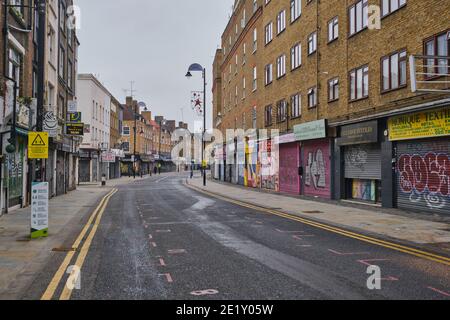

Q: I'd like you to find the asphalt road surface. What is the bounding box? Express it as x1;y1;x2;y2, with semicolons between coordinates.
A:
25;173;450;300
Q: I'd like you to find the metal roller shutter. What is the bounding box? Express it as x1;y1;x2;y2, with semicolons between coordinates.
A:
396;138;450;215
344;144;382;180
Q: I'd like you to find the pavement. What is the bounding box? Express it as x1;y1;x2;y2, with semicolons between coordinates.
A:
0;174;152;299
187;175;450;254
14;173;450;300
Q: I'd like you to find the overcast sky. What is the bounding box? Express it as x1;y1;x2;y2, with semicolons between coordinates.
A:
74;0;234;131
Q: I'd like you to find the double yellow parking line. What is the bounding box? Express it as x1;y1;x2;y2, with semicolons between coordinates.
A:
186;183;450;267
41;188;118;300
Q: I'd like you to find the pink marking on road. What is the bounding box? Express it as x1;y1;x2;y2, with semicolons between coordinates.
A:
292;235;303;240
276;229;304;234
159;258;166;267
156;230;171;233
328;249;369;256
150;242;157;248
168;249;186;254
427;286;450;297
159;273;173;283
357;259;389;266
148;234;153;240
379;276;399;281
255;221;263;224
148;217;160;220
297;245;312;247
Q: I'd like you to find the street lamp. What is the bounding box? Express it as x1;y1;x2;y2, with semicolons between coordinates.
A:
185;63;207;187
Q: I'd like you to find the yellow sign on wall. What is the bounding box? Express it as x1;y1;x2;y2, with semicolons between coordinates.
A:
388;107;450;141
28;132;49;159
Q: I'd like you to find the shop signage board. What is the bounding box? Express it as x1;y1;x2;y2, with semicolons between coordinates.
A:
66;123;84;136
294;119;327;141
68;100;78;112
101;151;116;163
337;120;378;146
388;107;450;141
28;132;49;159
43;111;58;137
31;182;49;239
68;112;82;123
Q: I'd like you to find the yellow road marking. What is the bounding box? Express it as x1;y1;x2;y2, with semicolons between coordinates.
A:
41;188;118;300
185;183;450;266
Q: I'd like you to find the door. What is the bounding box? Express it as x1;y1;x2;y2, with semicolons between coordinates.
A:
56;151;65;196
79;159;90;183
279;142;300;194
396;138;450;215
303;139;331;198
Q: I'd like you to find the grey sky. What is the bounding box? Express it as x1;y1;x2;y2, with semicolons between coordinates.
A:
74;0;234;130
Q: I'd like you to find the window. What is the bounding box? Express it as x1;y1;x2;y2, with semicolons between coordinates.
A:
122;142;130;152
328;78;339;101
424;31;449;78
59;2;66;30
277;55;286;78
349;65;369;100
8;48;22;88
291;43;302;70
382;0;406;17
382;50;407;91
349;0;368;36
252;106;257;128
253;66;258;91
328;17;338;42
253;0;258;13
291;93;301;118
277;10;286;34
48;27;56;65
253;28;258;52
265;64;273;85
123;126;130;136
242;77;246;99
265;105;273;126
277;100;287;123
243;43;246;65
308;32;317;55
59;46;65;78
68;60;73;89
308;87;317;108
242;112;246;130
290;0;302;22
265;22;273;45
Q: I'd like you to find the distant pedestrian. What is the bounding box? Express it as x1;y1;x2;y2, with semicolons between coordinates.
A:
154;166;157;175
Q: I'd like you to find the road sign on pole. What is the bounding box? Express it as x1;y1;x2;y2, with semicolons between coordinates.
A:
28;132;49;159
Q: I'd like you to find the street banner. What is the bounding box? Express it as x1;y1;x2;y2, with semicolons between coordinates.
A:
43;111;58;137
28;132;49;159
66;123;84;136
31;182;49;239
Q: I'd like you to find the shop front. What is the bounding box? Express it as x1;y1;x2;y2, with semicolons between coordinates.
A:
236;141;245;185
245;138;259;188
259;138;279;191
294;120;331;199
337;120;382;204
389;106;450;215
277;133;300;195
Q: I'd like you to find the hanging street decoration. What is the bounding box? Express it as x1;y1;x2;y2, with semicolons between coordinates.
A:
190;91;204;117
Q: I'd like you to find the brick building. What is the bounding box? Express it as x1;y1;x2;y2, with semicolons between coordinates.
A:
212;0;450;215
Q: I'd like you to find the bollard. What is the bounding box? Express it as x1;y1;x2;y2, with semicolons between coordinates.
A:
101;174;106;186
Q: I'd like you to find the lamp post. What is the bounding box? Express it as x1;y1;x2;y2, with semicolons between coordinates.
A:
133;104;138;179
186;63;207;187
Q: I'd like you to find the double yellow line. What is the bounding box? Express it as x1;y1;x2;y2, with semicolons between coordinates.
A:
41;188;118;300
186;183;450;267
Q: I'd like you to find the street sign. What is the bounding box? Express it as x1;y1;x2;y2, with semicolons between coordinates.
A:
66;123;84;136
31;182;49;239
28;132;49;159
43;111;58;137
68;111;82;123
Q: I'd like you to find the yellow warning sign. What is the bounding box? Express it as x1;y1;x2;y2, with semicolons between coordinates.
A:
28;132;49;159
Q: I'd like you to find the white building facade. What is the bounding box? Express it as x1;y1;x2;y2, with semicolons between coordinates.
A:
76;74;111;182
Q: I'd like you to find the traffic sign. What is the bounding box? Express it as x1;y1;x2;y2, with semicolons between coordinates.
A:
28;132;49;159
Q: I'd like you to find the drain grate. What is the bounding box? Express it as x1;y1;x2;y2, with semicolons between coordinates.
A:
52;247;77;252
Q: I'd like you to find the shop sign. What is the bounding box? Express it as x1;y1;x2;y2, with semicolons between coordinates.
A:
294;119;327;141
337;120;378;146
388;107;450;141
67;112;82;123
68;100;78;112
66;123;84;136
43;111;58;137
101;151;116;163
275;133;296;145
